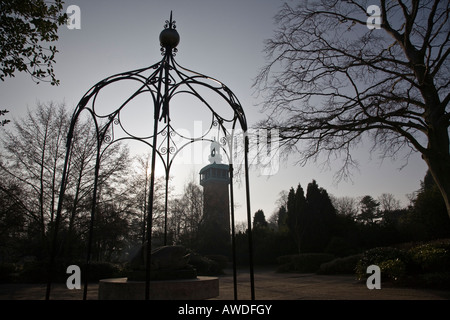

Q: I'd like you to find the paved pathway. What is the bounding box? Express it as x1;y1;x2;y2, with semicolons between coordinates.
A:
215;268;450;300
0;268;449;300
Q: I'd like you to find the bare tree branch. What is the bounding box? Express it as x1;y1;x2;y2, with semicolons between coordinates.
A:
254;0;450;216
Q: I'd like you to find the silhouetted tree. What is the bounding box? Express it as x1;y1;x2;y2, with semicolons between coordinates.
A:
0;102;69;251
176;181;204;249
253;209;268;228
357;195;380;225
304;180;336;252
409;170;450;240
283;180;338;253
126;152;167;247
91;201;131;262
286;184;307;253
331;195;358;217
0;109;9;126
255;0;450;218
164;177;205;251
0;0;67;85
306;180;336;217
378;193;401;212
0;102;131;262
0;180;27;261
277;205;288;231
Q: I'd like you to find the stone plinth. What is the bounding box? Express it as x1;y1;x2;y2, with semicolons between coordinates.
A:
98;276;219;300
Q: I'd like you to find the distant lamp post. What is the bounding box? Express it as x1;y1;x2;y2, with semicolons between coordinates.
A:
46;12;255;300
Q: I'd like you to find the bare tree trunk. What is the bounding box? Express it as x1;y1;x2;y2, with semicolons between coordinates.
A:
423;141;450;219
38;125;49;242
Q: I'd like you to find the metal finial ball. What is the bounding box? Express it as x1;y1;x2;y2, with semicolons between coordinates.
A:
160;28;180;49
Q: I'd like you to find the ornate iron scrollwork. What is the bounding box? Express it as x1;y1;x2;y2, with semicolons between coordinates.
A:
47;12;254;301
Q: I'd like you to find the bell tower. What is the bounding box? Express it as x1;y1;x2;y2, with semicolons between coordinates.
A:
199;139;230;255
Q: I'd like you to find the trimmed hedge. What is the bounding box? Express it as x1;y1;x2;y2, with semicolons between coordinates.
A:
355;247;409;281
0;263;18;283
408;241;450;273
355;239;450;289
84;262;124;281
0;260;125;283
188;253;225;276
318;254;362;275
277;253;335;273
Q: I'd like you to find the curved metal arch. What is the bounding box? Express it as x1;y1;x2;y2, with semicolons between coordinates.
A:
89;76;158;123
47;13;254;301
75;66;247;176
69;53;248;147
169;57;248;131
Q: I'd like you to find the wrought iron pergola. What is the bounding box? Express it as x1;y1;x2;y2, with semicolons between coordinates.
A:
46;12;255;300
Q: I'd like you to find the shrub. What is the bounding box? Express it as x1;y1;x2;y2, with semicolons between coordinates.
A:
189;253;223;276
206;255;228;271
408;242;450;273
356;247;408;280
318;254;362;275
0;263;18;283
379;259;406;281
325;237;357;257
355;240;450;287
19;260;62;283
277;253;335;273
85;262;123;281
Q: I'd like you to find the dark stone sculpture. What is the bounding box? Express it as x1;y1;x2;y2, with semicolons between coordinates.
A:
128;245;197;281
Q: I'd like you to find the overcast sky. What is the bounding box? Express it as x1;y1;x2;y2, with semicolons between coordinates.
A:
0;0;428;222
